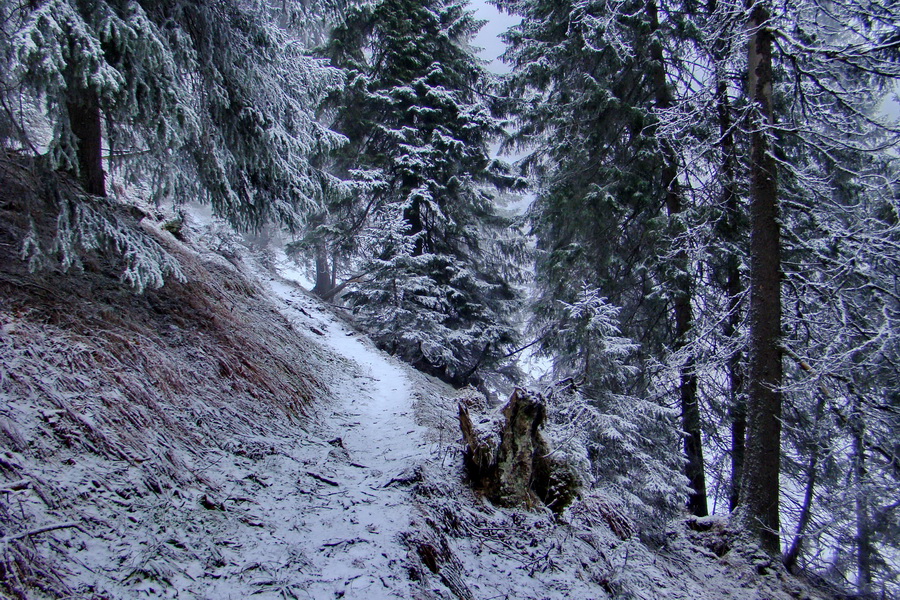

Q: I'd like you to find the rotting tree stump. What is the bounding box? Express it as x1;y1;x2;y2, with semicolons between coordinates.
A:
459;388;578;512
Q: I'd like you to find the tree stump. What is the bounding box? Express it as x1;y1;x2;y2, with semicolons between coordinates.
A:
459;388;578;512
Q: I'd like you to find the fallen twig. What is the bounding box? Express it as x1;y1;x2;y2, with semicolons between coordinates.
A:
0;479;31;494
322;537;364;548
306;471;339;487
1;521;81;544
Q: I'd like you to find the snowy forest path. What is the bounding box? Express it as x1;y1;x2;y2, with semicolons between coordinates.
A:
267;274;428;599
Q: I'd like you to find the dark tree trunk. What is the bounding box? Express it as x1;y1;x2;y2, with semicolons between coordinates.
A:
850;393;873;595
782;458;817;572
648;0;707;517
66;90;106;197
404;196;425;256
708;0;747;512
783;394;825;572
679;318;707;517
331;252;338;289
312;242;334;299
728;381;746;511
738;0;783;555
727;258;746;513
782;441;818;571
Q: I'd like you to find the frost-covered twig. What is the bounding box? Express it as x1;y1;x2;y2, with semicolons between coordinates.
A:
306;471;340;487
0;521;81;544
0;479;30;494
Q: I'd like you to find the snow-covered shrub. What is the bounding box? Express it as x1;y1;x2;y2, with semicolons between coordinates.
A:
542;285;638;394
533;286;689;532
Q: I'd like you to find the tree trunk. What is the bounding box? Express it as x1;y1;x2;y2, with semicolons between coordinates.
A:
728;378;746;512
850;392;873;595
331;251;338;289
782;442;818;571
708;0;747;512
783;394;825;572
312;242;334;299
66;90;106;197
404;195;426;256
737;0;782;555
782;456;817;572
648;0;707;517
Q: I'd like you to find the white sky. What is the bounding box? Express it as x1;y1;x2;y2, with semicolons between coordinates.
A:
469;0;520;73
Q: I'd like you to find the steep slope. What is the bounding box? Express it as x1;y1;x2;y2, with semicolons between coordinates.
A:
0;171;445;597
0;178;838;599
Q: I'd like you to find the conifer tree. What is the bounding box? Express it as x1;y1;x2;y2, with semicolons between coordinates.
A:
1;0;343;230
496;0;709;514
499;3;899;584
320;0;524;386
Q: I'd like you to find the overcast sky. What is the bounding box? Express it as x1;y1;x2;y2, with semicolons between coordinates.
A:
469;0;520;73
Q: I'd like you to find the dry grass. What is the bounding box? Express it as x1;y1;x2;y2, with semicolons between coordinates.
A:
0;158;331;598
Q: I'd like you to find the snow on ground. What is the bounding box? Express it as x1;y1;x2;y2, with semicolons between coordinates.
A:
0;208;840;600
0;210;448;599
265;267;830;600
263;273;432;598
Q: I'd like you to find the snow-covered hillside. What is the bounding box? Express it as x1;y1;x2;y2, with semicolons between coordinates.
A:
0;203;837;599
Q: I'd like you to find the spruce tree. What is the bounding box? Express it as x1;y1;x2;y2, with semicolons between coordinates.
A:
320;0;524;386
1;0;343;230
496;0;711;513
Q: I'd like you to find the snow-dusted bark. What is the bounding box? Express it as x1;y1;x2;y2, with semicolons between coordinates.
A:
736;0;783;556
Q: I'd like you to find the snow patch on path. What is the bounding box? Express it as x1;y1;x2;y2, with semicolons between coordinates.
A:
267;274;428;598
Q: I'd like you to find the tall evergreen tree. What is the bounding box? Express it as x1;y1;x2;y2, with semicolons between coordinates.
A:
496;0;710;514
1;0;343;230
320;0;524;386
736;0;782;555
647;0;708;517
497;0;666;352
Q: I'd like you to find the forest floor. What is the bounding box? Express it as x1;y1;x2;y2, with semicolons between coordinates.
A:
0;196;842;599
0;192;448;598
